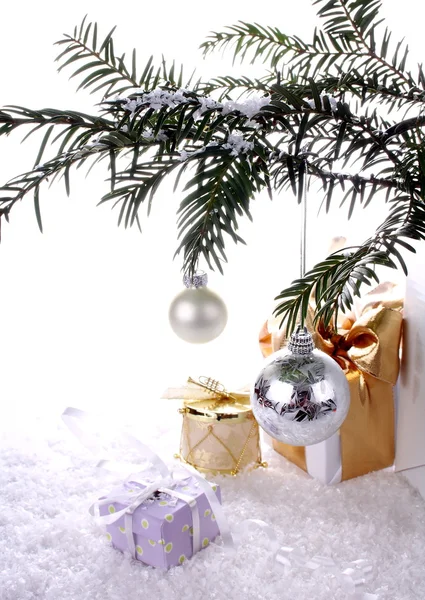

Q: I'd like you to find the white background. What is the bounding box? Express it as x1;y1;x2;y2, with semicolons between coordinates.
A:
0;0;420;416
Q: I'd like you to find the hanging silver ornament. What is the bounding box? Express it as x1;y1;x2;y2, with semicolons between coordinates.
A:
251;326;350;446
169;271;228;343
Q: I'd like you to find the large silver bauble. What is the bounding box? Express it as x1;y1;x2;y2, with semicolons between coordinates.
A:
169;275;227;343
251;327;350;446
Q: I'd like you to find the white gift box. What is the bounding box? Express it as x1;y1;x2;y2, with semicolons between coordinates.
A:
263;430;343;484
395;245;425;498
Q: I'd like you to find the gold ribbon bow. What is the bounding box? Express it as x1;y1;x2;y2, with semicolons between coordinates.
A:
315;305;403;403
162;376;251;416
260;300;403;481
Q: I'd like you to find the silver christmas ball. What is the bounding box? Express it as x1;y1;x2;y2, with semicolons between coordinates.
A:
251;327;350;446
169;272;228;343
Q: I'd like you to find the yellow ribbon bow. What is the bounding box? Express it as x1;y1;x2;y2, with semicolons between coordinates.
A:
315;305;403;404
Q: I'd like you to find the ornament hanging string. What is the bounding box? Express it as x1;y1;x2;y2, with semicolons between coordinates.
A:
300;159;308;281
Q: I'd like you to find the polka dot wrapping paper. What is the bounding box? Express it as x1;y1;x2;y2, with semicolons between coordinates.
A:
98;478;221;568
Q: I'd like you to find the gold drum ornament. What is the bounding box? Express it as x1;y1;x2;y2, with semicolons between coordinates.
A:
174;377;266;476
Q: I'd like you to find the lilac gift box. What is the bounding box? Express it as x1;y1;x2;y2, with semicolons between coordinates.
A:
99;476;221;568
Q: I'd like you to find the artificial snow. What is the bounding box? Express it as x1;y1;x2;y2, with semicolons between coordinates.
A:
142;127;168;142
179;136;253;161
193;97;223;121
179;141;219;162
122;88;191;114
1;406;425;600
222;96;270;119
222;134;254;157
120;90;269;124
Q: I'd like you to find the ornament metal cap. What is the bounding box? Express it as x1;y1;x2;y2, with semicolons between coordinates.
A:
288;325;315;355
183;271;208;289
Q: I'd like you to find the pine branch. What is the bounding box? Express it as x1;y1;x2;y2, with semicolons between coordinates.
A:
202;0;418;96
1;5;425;334
197;74;274;101
175;146;261;276
0;106;116;136
332;0;412;86
0;144;112;225
273;153;412;195
55;17;194;99
274;192;425;331
55;18;138;98
383;115;425;140
265;72;425;115
200;22;294;67
98;155;182;229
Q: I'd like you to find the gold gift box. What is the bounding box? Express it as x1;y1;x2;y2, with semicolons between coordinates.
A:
164;377;266;476
259;287;403;483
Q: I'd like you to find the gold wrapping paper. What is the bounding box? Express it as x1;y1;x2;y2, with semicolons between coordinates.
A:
163;378;265;476
259;297;403;481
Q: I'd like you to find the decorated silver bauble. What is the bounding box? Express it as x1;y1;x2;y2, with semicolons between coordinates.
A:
251;326;350;446
169;272;228;343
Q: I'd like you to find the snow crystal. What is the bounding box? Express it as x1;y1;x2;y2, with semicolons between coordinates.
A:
123;98;142;114
179;150;189;162
122;88;191;114
193;97;223;121
142;128;168;142
222;134;254;157
179;141;219;162
121;90;269;123
222;96;270;119
179;136;252;161
245;119;262;130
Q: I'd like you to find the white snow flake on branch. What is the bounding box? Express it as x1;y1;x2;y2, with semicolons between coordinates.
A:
142;127;168;141
222;96;269;118
123;99;140;113
122;88;191;113
179;142;219;162
193;97;223;120
179;135;253;161
222;134;254;156
121;90;269;122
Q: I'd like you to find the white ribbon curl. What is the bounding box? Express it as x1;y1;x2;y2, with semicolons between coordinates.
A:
235;519;378;600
